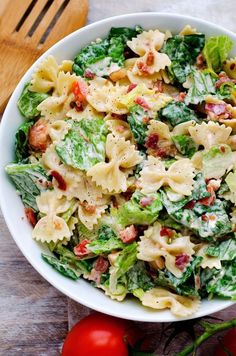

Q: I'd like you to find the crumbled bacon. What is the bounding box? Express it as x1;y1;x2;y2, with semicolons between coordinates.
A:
146;51;155;66
72;81;87;109
215;72;236;88
205;103;227;116
207;179;221;191
25;208;37;227
111;113;127;120
29;119;50;152
220;145;226;153
230;63;236;71
137;61;149;74
74;239;90;258
198;185;216;206
154;80;163;93
94;256;109;273
145;133;159;149
196;53;205;69
127;83;137;93
140;196;154;207
134;97;150;110
142;116;151;124
175;253;190;270
177;92;186;102
51;170;67;191
119;225;138;243
84;70;95;79
160;227;174;238
184;200;196;209
89;269;102;284
201;214;209;222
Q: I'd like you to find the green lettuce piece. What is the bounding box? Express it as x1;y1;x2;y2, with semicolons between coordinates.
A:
5;163;50;212
161;34;205;83
112;243;137;280
127;105;149;145
87;225;125;255
117;191;162;226
17;83;48;119
156;256;203;296
61;198;78;223
202;144;236;179
42;254;80;280
56;118;107;170
184;69;217;105
73;26;142;76
200;260;236;299
126;261;154;292
15;120;34;162
158;101;199;126
225;170;236;192
203;35;233;73
55;245;93;272
205;238;236;261
77;222;99;241
172;134;198;157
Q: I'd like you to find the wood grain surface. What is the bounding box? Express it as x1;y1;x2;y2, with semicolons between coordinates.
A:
1;1;236;355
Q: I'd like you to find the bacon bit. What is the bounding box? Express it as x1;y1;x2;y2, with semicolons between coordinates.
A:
119;225;138;243
146;51;155;66
89;269;102;284
24;208;37;227
201;214;209;222
142;116;151;124
154;147;168;158
29;119;50;152
220;145;226;153
127;83;137;93
72;81;87;108
175;253;190;270
207;179;221;191
84;70;95;79
160;227;174;238
196;53;205;69
51;170;67;191
134;97;150;110
205;103;227;116
116;125;125;133
154;80;163;93
177;92;186;102
111;113;127;120
195;274;201;290
230;63;236;71
184;200;196;209
198;185;216;206
80;202;96;214
74;239;90;258
137;61;149;74
94;256;109;273
215;72;236;88
140;196;154;207
145;133;159;149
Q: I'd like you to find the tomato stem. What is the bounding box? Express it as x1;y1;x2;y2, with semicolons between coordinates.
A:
176;318;236;356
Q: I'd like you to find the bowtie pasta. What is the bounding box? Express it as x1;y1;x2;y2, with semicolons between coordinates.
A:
7;25;236;317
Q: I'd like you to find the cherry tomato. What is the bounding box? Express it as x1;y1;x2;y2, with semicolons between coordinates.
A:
214;327;236;356
62;313;137;356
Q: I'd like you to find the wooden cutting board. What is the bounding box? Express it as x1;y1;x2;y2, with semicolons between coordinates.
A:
0;0;88;112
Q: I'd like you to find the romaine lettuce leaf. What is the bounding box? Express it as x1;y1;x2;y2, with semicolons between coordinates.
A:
55;245;93;273
117;191;162;226
202;144;236;179
200;260;236;299
15;120;34;162
5;163;51;211
205;238;236;261
161;34;205;83
87;225;125;254
42;254;80;280
158;101;199;126
126;261;154;292
111;243;137;279
203;35;233;73
56;118;107;170
127;105;149;145
18;83;48;119
172;134;198;157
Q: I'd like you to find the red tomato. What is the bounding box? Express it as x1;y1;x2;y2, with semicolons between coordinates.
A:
62;313;136;356
214;328;236;356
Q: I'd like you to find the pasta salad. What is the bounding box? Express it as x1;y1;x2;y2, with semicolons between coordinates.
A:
6;24;236;317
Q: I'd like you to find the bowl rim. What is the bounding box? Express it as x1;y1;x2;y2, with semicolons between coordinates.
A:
0;12;235;322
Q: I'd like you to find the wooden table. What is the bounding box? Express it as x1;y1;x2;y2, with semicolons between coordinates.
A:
1;1;236;354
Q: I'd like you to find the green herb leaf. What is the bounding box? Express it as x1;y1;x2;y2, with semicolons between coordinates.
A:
203;35;233;73
17;83;48;119
56;118;107;170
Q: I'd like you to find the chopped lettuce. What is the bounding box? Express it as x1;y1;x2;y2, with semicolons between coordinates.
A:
117;191;162;226
127;105;149;145
156;256;203;296
172;134;198;157
17;83;49;119
126;261;154;292
15;120;34;162
158;101;199;126
161;34;205;83
73;26;142;76
5;163;50;211
56;118;107;170
225;170;236;193
61;198;78;223
110;243;137;286
203;35;233;73
55;245;93;273
42;254;80;280
205;238;236;261
87;225;125;254
200;260;236;299
202;144;236;179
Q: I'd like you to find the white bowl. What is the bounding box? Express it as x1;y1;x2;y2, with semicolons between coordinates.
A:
0;12;235;322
